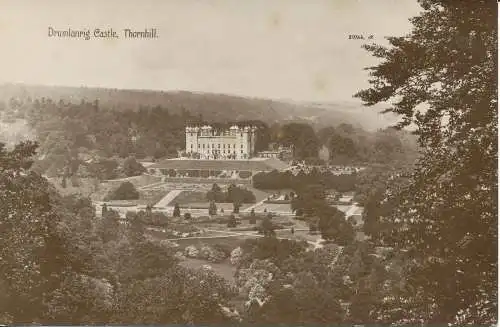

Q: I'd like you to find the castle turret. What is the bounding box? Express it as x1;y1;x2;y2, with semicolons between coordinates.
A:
229;125;239;136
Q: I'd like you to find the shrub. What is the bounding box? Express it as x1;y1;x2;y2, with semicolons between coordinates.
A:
207;183;256;204
227;214;237;228
208;201;217;216
233;202;240;213
123;156;146;177
173;203;181;217
105;181;139;200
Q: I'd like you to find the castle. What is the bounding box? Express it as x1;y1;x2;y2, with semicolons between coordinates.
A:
185;125;257;160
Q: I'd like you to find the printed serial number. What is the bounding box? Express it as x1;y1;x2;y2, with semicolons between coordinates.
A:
348;34;374;40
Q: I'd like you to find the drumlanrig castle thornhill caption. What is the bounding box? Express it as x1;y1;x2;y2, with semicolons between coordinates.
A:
47;27;159;40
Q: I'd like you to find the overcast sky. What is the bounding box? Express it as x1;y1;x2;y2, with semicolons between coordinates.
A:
0;0;421;103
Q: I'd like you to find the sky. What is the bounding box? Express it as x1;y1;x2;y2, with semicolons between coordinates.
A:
0;0;422;103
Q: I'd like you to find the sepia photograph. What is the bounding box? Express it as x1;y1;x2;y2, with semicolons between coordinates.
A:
0;0;497;325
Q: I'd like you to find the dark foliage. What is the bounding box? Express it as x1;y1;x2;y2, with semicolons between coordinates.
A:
206;183;256;204
104;181;139;201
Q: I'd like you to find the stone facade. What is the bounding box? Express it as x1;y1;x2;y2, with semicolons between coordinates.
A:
185;125;257;159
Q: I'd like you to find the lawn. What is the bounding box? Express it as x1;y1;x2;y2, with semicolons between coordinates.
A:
173;191;207;205
139;188;169;205
105;174;163;188
250;202;293;213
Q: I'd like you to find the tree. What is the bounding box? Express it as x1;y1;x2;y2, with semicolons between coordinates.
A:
279;123;320;159
317;126;337;146
317;205;354;245
122;156;146;177
374;128;404;159
348;284;377;324
208;201;217;216
88;158;119;181
355;0;497;324
328;133;357;160
227;214;237;228
291;184;326;217
113;266;236;324
259;216;276;237
206;183;224;202
249;208;257;224
98;209;121;243
255;271;344;324
226;184;256;204
0;141;74;322
232;201;240;214
173;203;180;217
105;181;139;201
101;203;108;216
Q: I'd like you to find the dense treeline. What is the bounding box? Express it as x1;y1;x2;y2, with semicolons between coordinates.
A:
0;85;399;131
317;123;418;164
289;182;356;245
234;235;403;324
1;96;417;181
0;142;235;324
28;99;193;159
5;98;280;179
206;183;256;204
261;121;417;163
253;168;357;193
0;140;380;324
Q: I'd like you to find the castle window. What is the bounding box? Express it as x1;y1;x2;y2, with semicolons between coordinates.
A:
218;144;221;148
233;144;236;148
241;150;243;154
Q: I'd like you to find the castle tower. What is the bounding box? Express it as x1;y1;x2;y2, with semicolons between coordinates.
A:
185;126;199;154
241;126;251;159
250;126;257;156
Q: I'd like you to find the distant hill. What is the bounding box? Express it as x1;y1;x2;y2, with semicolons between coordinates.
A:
0;83;398;131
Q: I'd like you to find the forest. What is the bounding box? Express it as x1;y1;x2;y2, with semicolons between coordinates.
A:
0;95;417;183
0;0;496;324
0;141;420;324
